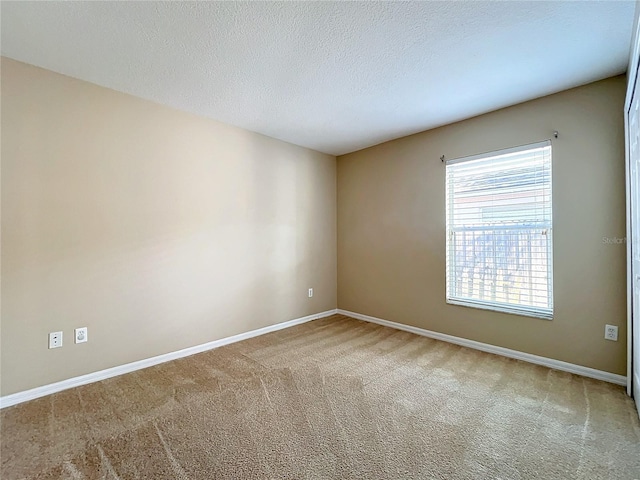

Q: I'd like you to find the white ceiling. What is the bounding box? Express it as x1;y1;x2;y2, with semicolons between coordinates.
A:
1;1;635;155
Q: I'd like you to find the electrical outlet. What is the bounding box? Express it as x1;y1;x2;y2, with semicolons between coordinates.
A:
49;331;63;349
75;327;88;344
308;288;313;298
604;324;618;341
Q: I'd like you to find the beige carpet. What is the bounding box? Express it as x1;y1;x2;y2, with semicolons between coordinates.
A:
2;314;639;479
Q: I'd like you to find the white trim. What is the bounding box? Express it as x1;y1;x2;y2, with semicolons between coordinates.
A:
445;140;550;165
625;3;640;113
625;5;640;398
625;96;634;397
446;298;552;321
337;309;627;386
634;371;640;419
0;309;338;409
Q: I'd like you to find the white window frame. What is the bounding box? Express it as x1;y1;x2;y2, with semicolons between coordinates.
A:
445;141;554;320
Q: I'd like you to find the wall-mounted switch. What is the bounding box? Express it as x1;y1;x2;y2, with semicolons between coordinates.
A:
308;288;313;298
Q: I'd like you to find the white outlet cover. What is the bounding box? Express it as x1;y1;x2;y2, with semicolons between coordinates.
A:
49;331;63;349
604;324;618;341
75;327;88;344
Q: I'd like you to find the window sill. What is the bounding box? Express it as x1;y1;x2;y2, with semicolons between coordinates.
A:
446;298;553;320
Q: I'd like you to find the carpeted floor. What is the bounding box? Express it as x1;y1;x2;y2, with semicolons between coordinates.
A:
1;314;639;479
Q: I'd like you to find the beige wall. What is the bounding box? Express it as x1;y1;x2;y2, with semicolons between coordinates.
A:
338;75;628;375
1;58;337;396
0;56;627;396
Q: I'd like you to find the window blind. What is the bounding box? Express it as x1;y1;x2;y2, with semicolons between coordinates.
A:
445;141;553;319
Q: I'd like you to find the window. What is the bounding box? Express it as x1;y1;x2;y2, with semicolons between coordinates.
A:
445;141;553;319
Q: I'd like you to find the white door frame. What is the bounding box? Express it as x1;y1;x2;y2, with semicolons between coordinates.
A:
625;14;640;400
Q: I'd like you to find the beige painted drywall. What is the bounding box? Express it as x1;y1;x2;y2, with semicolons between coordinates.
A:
1;58;337;396
338;75;628;375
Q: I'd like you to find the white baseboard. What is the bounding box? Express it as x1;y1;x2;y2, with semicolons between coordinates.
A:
0;309;338;409
337;309;627;387
3;307;627;409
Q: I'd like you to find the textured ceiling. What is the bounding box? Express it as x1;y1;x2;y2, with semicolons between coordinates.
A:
1;1;635;155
